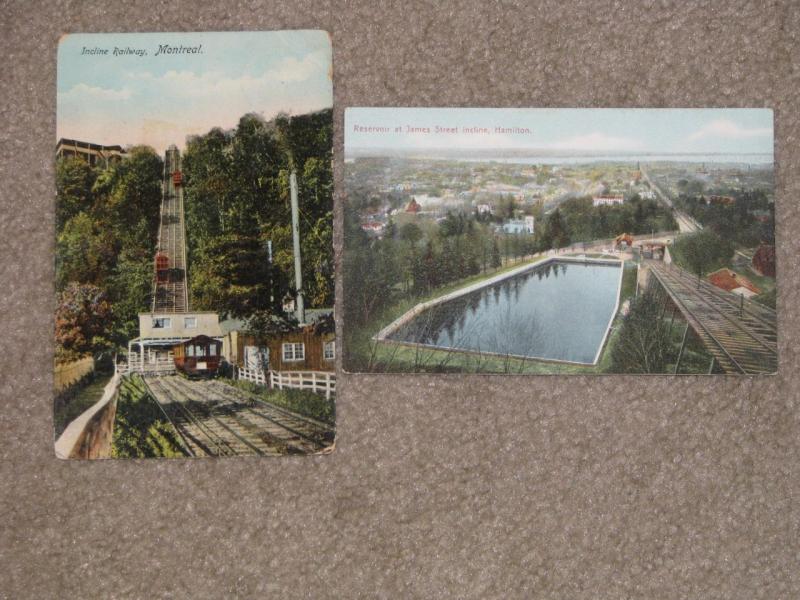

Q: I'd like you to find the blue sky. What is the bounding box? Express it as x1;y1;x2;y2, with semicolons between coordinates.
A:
346;108;773;157
58;31;332;152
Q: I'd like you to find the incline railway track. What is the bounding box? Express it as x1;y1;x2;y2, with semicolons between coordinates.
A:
152;146;189;313
649;262;777;374
143;376;334;456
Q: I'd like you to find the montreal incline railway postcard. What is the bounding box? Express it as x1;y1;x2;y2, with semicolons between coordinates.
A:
54;31;335;458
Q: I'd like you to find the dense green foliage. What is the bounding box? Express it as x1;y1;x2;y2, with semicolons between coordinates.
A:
54;110;333;363
183;110;333;319
112;375;186;458
670;230;734;280
674;190;773;246
610;287;674;373
55;148;163;361
610;283;716;374
559;194;678;241
228;379;335;425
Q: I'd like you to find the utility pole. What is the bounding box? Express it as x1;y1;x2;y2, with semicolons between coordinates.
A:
266;239;273;307
290;169;305;324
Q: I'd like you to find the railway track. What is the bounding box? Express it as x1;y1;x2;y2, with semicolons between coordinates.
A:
144;376;334;456
649;263;777;374
152;146;189;313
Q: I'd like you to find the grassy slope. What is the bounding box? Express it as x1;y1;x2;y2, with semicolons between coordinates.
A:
54;372;113;438
111;375;186;458
226;378;335;425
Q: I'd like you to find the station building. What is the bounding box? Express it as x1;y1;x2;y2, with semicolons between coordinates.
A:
127;312;223;371
56;138;127;169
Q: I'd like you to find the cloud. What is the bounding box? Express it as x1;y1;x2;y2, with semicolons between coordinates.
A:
61;83;132;101
551;132;644;152
57;50;332;153
688;119;772;141
141;51;329;99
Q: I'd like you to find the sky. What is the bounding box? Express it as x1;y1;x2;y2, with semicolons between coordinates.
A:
345;108;774;159
57;31;332;153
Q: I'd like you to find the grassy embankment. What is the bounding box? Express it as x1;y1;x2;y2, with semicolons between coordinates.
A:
111;374;186;458
54;371;114;438
671;242;777;309
345;253;636;374
226;378;335;425
732;265;776;309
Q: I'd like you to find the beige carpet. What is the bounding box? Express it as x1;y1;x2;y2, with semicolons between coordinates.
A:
1;1;798;597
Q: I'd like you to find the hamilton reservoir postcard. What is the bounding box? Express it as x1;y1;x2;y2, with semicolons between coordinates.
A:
343;108;776;375
55;31;335;458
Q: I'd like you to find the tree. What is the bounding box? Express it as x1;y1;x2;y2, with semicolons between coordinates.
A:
490;237;502;269
671;230;733;282
399;222;423;244
55;283;113;363
610;286;673;373
183;109;334;313
56;212;117;290
542;208;570;249
55;157;96;229
190;233;273;319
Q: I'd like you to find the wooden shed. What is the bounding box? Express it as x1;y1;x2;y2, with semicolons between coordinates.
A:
230;323;335;373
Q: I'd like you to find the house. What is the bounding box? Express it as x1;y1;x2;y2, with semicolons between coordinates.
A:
56;138;127;169
501;217;534;234
592;195;624;207
707;268;760;298
405;198;421;214
640;242;666;260
751;244;775;277
476;203;493;215
127;311;223;368
360;221;385;236
221;310;335;374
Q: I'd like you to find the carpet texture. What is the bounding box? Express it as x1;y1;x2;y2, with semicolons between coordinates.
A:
1;1;798;597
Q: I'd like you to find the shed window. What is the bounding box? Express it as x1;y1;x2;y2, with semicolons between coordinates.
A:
323;341;335;360
187;345;194;357
152;317;171;329
184;317;197;328
209;344;217;357
282;343;305;362
195;345;206;357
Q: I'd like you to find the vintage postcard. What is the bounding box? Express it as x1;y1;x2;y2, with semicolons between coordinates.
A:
343;108;776;375
54;31;335;458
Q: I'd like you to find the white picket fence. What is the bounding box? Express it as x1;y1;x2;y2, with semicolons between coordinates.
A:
235;366;267;386
235;366;336;399
116;357;176;375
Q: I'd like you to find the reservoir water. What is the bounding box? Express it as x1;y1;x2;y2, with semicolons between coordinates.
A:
388;261;623;364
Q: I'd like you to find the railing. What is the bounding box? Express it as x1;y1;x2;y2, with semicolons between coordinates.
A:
55;373;121;459
235;366;267;386
235;366;337;399
270;370;336;400
116;357;176;375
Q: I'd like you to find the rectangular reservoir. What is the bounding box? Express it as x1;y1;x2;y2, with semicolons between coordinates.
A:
386;260;623;365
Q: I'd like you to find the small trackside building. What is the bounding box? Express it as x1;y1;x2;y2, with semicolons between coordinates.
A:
127;311;223;370
221;310;335;374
